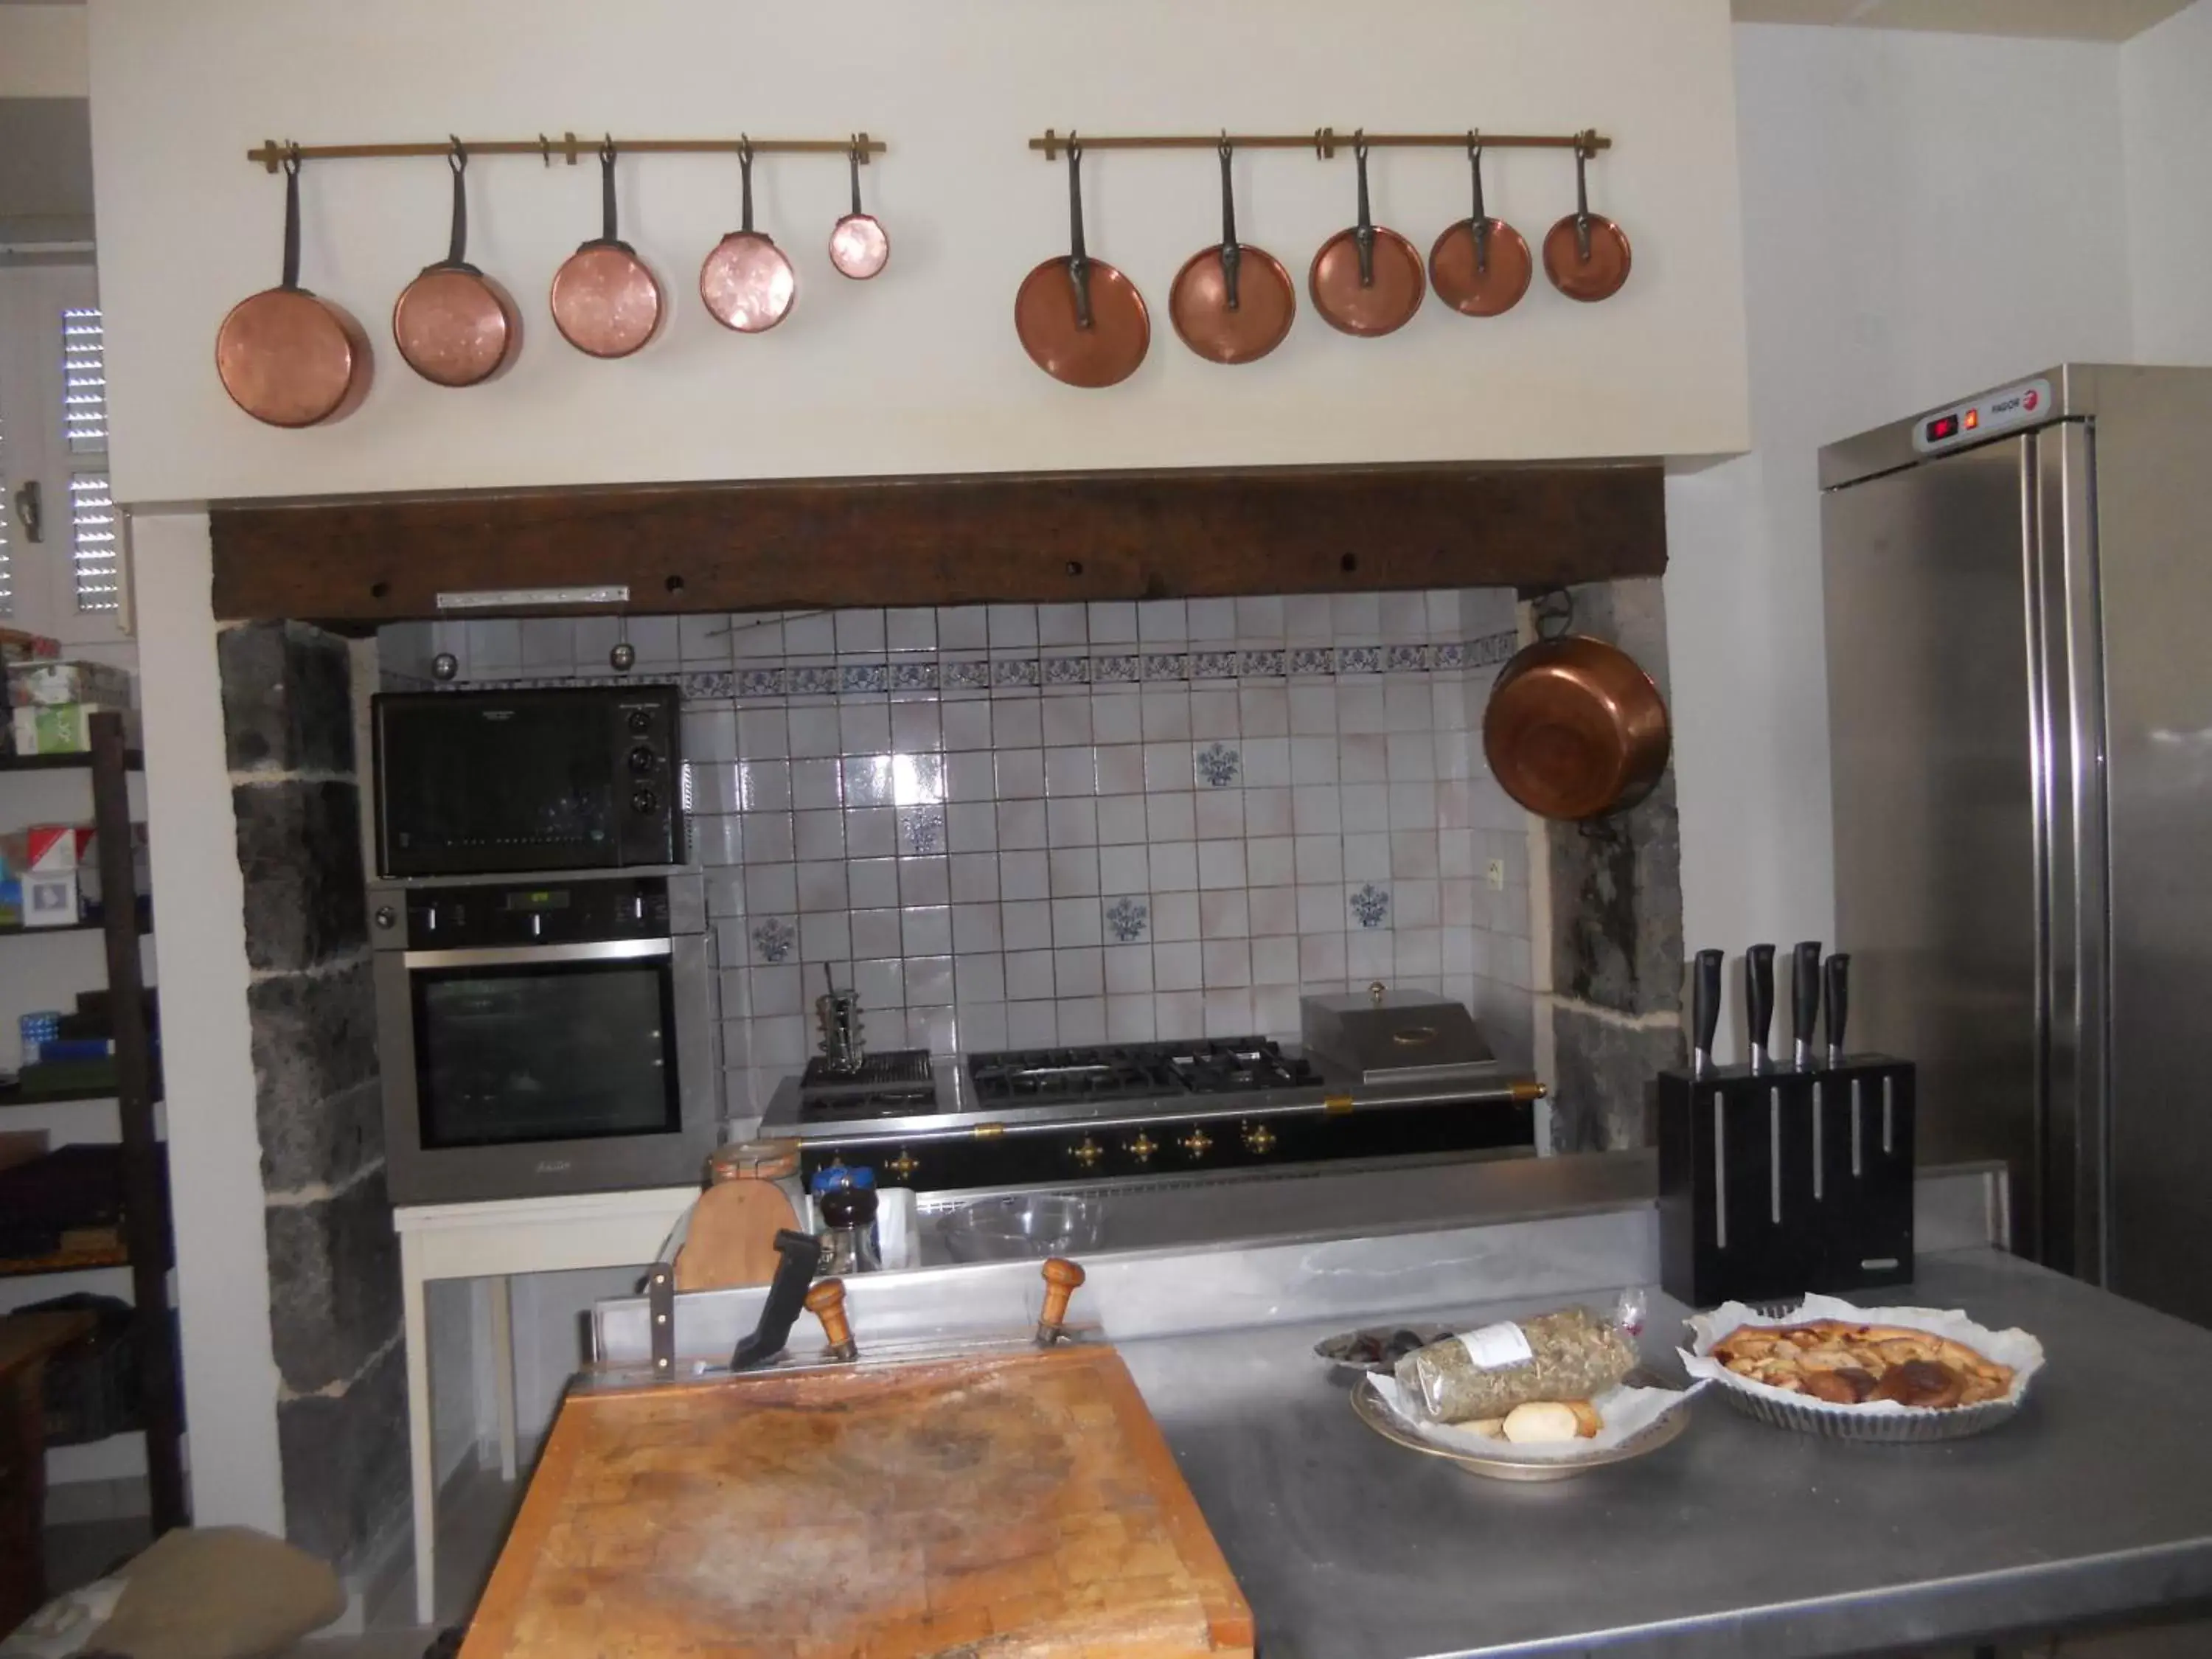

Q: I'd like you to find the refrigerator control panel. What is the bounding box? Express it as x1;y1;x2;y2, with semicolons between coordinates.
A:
1913;377;2055;454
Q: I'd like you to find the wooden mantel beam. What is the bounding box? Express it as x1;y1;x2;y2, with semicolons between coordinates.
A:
206;461;1665;625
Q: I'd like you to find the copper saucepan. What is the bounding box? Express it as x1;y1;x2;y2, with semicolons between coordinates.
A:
828;136;889;280
1428;136;1531;318
701;138;797;333
550;137;664;359
1169;138;1295;366
215;147;374;428
1310;133;1424;338
1543;133;1631;303
1483;634;1671;821
1015;136;1150;389
392;141;521;388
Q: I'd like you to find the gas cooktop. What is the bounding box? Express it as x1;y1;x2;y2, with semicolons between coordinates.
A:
965;1037;1320;1105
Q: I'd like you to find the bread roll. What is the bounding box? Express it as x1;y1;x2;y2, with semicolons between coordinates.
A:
1501;1401;1582;1444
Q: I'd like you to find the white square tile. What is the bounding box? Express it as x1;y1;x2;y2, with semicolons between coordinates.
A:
1107;994;1157;1041
1382;679;1430;734
1397;928;1443;974
1194;790;1244;840
1058;996;1107;1046
1298;932;1347;980
1045;745;1097;797
886;607;936;652
790;757;844;810
1344;833;1391;880
1390;779;1439;828
1289;685;1338;736
793;809;845;861
988;604;1039;648
938;605;989;650
687;707;741;764
845;807;896;858
740;760;794;811
1138;599;1187;642
1240;737;1290;787
851;907;902;956
1002;899;1054;952
690;762;740;815
951;902;1004;953
1236;595;1284;642
1190;689;1239;740
1388;731;1439;781
891;700;942;755
1332;593;1380;637
1140;692;1193;742
1054;945;1105;996
1245;787;1293;835
1253;984;1302;1036
1380;591;1428;640
623;616;680;667
1285;594;1332;641
1441;874;1475;924
1144;742;1194;792
1348;928;1395;979
799;911;851;963
854;956;905;1009
947;751;997;802
1290;738;1340;785
1395;878;1441;926
842;754;893;806
1293;785;1343;837
943;700;993;750
1037;602;1088;647
1296;882;1343;933
950;852;999;903
1105;942;1154;993
1092;692;1141;742
958;953;1007;1003
899;905;950;956
1343;775;1389;830
893;751;946;807
1147;792;1197;842
726;613;783;661
835;608;887;653
692;813;742;866
467;617;522;667
746;863;799;914
573;614;621;667
900;856;951;906
1154;942;1203;991
957;1000;1010;1048
840;703;891;756
1006;998;1059;1043
1198;840;1247;889
1040;696;1092;746
1098;793;1150;844
778;611;832;653
797;861;848;911
1046;796;1099;849
844;857;898;910
747;964;799;1016
1443;930;1476;974
1248;838;1295;887
737;707;789;760
1000;849;1050;901
1149;841;1199;894
905;955;955;1006
992;699;1043;748
1199;889;1249;939
995;748;1046;800
1391;830;1441;878
1186;597;1235;641
787;705;841;758
1048;847;1100;897
1151;888;1200;942
521;616;576;670
742;813;797;864
1088;601;1138;644
1203;987;1256;1034
947;802;998;852
1052;896;1104;946
1430;680;1470;734
1251;891;1300;950
705;869;746;917
1096;745;1145;795
1202;939;1252;987
1006;949;1057;1002
1426;590;1462;638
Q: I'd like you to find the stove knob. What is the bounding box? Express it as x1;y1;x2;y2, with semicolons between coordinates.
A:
1070;1138;1104;1172
1178;1127;1214;1160
629;744;658;774
1241;1121;1276;1155
631;785;659;815
1124;1133;1158;1164
888;1148;919;1182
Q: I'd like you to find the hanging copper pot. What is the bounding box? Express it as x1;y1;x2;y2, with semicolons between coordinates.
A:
700;138;797;332
1542;133;1631;303
1015;136;1150;389
1483;633;1670;821
1309;133;1424;338
215;148;373;428
1169;138;1295;366
549;137;664;359
1428;135;1531;319
827;136;889;280
392;141;521;388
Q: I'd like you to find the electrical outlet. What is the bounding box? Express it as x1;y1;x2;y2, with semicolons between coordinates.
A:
1485;859;1506;891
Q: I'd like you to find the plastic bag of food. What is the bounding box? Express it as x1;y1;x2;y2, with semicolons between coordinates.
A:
1394;1301;1638;1424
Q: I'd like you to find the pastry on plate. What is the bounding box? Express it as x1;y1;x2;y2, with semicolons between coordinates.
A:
1709;1319;2011;1408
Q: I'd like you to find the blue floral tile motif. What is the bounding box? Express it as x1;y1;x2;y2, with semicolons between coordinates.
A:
1386;644;1431;672
1191;650;1238;679
1469;630;1520;668
1289;647;1335;676
1433;642;1467;670
900;805;946;853
789;665;839;696
1239;649;1286;678
1142;653;1189;681
889;660;939;692
1105;896;1150;943
737;667;788;697
751;917;797;963
840;662;890;694
1349;883;1391;929
1194;742;1241;788
944;658;992;689
1093;654;1140;684
1043;655;1091;685
992;657;1041;689
1339;645;1383;675
681;670;734;700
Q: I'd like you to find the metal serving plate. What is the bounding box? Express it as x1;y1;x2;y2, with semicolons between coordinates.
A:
1351;1373;1694;1484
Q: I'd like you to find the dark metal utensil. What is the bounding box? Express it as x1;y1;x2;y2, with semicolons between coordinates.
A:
1428;134;1531;318
1746;945;1776;1076
728;1228;828;1371
1691;947;1724;1079
1792;942;1823;1070
1543;131;1631;302
392;139;522;389
1825;952;1851;1068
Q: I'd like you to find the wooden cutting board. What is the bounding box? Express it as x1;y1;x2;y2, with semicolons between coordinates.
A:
461;1344;1253;1659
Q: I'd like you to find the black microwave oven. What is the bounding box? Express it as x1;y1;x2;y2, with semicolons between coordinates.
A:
373;685;682;878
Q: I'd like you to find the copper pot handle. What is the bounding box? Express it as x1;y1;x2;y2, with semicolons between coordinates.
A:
439;138;474;270
279;145;304;291
738;135;757;234
1064;135;1094;332
1573;131;1594;265
1352;131;1376;288
1217;136;1242;312
1466;132;1491;275
595;134;621;246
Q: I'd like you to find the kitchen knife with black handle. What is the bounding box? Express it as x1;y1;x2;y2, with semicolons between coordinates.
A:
1746;944;1775;1075
1792;941;1822;1070
1691;947;1724;1079
1825;951;1851;1068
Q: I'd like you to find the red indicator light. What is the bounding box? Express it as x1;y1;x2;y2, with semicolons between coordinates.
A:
1927;414;1961;442
1964;408;1980;430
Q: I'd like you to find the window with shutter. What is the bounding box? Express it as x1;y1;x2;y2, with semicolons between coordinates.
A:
62;307;106;455
0;413;13;617
61;307;115;613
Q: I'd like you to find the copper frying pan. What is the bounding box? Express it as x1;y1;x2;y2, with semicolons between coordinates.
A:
1309;133;1424;338
1543;133;1631;303
1015;137;1150;389
701;139;797;333
392;141;521;388
215;148;373;428
1169;139;1295;366
828;136;889;280
1428;136;1531;318
549;138;664;359
1482;633;1670;821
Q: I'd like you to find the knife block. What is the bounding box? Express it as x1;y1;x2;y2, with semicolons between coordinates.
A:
1658;1057;1916;1309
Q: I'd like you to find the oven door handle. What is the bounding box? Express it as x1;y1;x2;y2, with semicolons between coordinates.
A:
401;939;675;969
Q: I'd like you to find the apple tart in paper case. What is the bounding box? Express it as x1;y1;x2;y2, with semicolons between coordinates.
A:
1394;1304;1640;1424
1681;1293;2045;1415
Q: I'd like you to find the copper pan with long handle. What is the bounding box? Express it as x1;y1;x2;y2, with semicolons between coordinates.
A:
392;140;521;388
828;136;889;280
1428;135;1531;318
1015;136;1150;389
701;137;798;333
550;137;664;359
1309;133;1423;338
1483;625;1670;821
1169;138;1295;366
215;148;374;427
1543;131;1631;303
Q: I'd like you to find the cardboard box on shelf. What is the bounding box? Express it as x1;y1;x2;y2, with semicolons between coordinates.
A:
7;660;132;710
8;703;138;756
24;870;82;927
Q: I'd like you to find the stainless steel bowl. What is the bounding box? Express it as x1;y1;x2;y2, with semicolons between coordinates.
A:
939;1194;1105;1262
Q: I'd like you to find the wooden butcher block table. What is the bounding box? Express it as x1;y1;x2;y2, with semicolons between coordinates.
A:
461;1342;1255;1659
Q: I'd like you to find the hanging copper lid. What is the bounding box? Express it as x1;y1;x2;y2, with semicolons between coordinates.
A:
549;137;664;359
1542;132;1631;303
1015;136;1150;388
1309;133;1424;338
392;140;522;388
215;147;375;428
827;136;889;280
1169;138;1295;366
1428;136;1531;319
700;137;798;333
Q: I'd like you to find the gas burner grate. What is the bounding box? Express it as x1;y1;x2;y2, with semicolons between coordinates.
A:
964;1037;1319;1105
801;1048;936;1104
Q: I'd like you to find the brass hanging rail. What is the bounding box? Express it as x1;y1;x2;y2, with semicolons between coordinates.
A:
1029;128;1608;161
248;132;886;172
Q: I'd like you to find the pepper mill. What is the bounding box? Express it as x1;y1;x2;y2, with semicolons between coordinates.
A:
1037;1257;1085;1346
804;1276;857;1362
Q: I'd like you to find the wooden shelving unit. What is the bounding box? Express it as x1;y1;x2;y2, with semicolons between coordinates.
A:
0;713;184;1531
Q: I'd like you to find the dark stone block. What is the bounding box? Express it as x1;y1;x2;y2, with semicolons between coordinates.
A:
265;1164;401;1395
278;1337;409;1572
1549;1002;1685;1153
260;1074;383;1198
250;961;382;1192
233;779;368;973
219;621;356;776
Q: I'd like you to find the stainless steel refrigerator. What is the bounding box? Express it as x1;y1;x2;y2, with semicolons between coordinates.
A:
1821;364;2212;1329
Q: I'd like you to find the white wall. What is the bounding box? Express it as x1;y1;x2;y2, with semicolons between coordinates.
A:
2121;0;2212;364
1665;24;2136;1056
0;5;88;100
87;0;1750;504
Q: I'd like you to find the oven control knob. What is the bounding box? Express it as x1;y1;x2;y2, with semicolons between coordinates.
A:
1124;1132;1157;1164
1241;1121;1276;1155
627;709;653;734
373;905;396;931
631;785;659;814
629;744;657;774
1178;1127;1214;1160
1070;1138;1104;1172
887;1149;920;1182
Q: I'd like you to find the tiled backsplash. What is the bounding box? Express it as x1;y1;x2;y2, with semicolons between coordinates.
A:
383;591;1536;1134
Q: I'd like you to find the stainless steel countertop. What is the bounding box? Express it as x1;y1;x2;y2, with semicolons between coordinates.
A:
1124;1248;2212;1658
